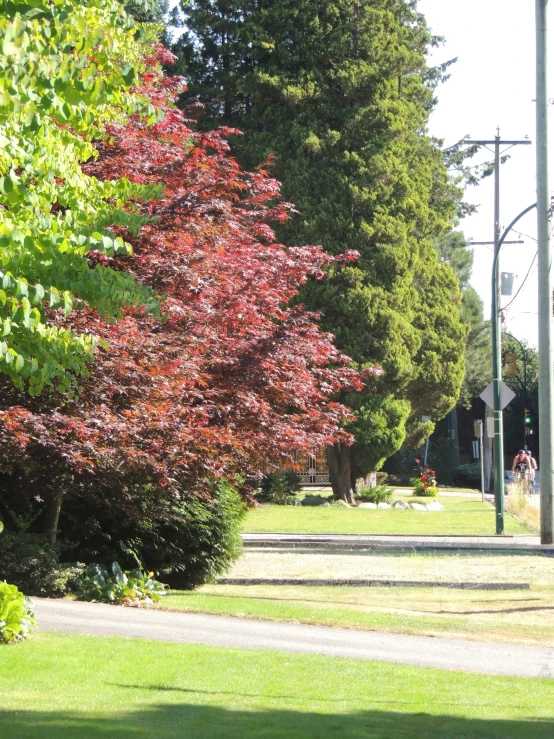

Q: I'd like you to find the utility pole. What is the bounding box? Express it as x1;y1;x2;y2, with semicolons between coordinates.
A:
536;0;554;544
465;133;531;533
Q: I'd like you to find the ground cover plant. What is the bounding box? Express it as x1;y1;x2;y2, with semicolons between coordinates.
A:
0;581;36;644
162;582;554;646
0;522;37;643
1;632;554;738
243;495;530;535
74;563;167;605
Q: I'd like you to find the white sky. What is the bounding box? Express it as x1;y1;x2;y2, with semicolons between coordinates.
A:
419;0;554;349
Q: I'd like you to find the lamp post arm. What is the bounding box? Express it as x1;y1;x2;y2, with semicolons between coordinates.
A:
491;202;536;534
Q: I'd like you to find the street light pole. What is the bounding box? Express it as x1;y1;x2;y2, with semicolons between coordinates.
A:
491;203;537;534
535;0;554;544
466;134;530;529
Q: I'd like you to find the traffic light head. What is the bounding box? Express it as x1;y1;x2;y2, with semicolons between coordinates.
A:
525;408;531;424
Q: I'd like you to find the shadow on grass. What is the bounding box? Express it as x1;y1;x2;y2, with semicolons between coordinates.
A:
1;704;553;738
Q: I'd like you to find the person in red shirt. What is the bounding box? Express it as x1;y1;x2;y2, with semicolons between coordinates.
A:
512;450;530;484
526;450;538;484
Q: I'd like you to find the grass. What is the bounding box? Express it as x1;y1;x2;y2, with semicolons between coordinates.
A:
2;632;554;738
243;495;532;535
507;484;540;532
226;549;554;584
162;582;554;646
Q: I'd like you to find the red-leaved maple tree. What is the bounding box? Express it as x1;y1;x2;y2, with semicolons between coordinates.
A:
0;44;376;540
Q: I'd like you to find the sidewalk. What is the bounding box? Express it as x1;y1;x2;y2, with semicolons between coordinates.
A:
242;532;554;553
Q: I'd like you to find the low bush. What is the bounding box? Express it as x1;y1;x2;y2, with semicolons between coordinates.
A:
383;472;413;486
356;485;393;505
455;463;481;488
60;479;246;590
74;562;167;605
0;531;82;597
301;494;328;507
258;471;301;505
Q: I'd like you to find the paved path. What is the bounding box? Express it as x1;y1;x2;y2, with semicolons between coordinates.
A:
34;598;554;679
242;532;554;553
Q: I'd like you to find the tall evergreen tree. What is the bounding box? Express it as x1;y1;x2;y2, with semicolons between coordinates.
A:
175;0;466;500
436;231;490;408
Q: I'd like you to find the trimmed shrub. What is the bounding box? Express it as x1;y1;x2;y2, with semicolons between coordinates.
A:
258;471;301;504
0;531;82;597
301;494;328;506
60;480;246;590
455;463;481;488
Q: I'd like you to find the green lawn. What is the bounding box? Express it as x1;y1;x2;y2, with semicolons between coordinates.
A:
243;495;531;535
2;632;554;738
162;582;554;646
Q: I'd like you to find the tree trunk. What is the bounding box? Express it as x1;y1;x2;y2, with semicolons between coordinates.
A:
326;444;354;504
43;491;64;544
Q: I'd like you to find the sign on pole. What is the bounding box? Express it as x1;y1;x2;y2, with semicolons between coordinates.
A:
474;419;485;502
479;381;516;411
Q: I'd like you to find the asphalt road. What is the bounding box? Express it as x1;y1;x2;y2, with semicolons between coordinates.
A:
34;598;554;679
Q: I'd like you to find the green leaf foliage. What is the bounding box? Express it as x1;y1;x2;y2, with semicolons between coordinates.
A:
0;0;162;393
175;0;466;473
436;231;490;407
74;562;168;604
0;581;37;643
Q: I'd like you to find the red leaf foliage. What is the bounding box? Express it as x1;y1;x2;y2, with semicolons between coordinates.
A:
0;46;378;500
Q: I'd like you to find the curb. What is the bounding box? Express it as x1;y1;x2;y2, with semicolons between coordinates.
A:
242;540;554;555
216;578;530;590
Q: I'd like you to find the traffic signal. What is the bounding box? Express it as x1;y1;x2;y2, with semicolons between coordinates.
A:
525;408;531;424
503;352;517;376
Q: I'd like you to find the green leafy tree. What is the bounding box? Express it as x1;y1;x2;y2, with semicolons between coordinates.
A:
436;230;490;407
175;0;466;500
0;0;161;394
502;336;538;457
